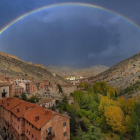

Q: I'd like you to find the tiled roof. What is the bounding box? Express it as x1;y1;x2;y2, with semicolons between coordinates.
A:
2;98;22;110
38;98;53;104
0;97;69;130
10;101;36;118
0;97;11;105
23;106;56;129
23;106;69;129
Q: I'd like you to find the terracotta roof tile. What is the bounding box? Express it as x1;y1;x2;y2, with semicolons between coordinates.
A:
0;97;69;130
2;97;22;110
23;106;56;129
10;101;37;118
23;106;69;129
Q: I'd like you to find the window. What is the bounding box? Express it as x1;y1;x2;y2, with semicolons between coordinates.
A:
46;127;52;133
63;132;67;137
26;129;28;133
63;122;66;127
32;134;34;138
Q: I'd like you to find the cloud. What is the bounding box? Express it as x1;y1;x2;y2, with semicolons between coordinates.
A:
0;5;140;67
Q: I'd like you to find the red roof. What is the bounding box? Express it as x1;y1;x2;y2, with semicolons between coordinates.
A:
23;106;56;129
0;97;69;130
2;97;22;110
10;101;37;118
23;106;69;129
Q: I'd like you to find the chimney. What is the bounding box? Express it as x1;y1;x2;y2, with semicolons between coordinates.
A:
7;102;9;106
26;106;28;110
45;110;49;115
35;115;39;121
17;107;20;112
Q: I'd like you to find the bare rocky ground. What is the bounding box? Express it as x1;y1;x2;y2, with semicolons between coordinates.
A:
88;52;140;89
0;52;67;84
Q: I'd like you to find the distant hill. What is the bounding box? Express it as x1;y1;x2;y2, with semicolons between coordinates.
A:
0;52;67;84
47;65;109;78
88;52;140;89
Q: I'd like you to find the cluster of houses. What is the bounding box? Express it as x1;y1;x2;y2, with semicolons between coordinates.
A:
0;75;77;139
0;75;76;108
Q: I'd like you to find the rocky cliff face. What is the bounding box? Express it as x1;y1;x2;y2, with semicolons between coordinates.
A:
0;52;67;84
88;52;140;89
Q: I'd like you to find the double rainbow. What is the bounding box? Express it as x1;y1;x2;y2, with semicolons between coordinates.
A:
0;2;140;35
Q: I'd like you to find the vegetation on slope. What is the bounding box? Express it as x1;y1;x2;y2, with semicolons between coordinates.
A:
58;82;140;140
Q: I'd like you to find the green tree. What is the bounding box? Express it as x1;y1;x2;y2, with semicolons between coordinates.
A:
20;93;27;101
76;126;85;140
14;95;19;98
57;84;63;93
83;126;103;140
27;95;39;103
70;108;77;133
135;125;140;140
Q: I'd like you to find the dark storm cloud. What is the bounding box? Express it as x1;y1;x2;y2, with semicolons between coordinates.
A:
0;1;140;67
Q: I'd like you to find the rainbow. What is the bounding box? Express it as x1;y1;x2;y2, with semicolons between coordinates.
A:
0;2;140;35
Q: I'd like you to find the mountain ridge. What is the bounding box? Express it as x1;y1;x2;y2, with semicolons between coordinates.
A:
87;52;140;89
47;65;109;78
0;51;67;84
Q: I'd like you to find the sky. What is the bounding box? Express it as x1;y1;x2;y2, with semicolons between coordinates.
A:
0;0;140;68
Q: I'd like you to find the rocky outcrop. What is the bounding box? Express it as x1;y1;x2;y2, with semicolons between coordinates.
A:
88;52;140;89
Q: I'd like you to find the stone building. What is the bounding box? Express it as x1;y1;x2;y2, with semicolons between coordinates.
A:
62;85;77;96
14;86;24;96
0;97;70;140
37;98;56;108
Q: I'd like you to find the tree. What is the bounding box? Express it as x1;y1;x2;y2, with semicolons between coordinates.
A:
115;87;119;97
117;97;126;112
135;125;140;140
57;84;63;93
98;96;116;113
70;108;77;133
79;117;90;131
76;126;85;140
125;115;132;133
104;106;126;134
27;95;39;103
20;93;27;101
14;95;19;98
82;126;103;140
125;98;135;114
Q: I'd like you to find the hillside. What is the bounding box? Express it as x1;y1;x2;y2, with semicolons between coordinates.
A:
0;52;67;84
47;65;109;78
88;52;140;89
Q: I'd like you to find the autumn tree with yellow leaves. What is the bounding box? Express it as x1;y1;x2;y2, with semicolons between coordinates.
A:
104;106;126;134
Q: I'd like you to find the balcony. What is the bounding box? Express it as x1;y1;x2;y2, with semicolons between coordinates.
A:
46;132;55;140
